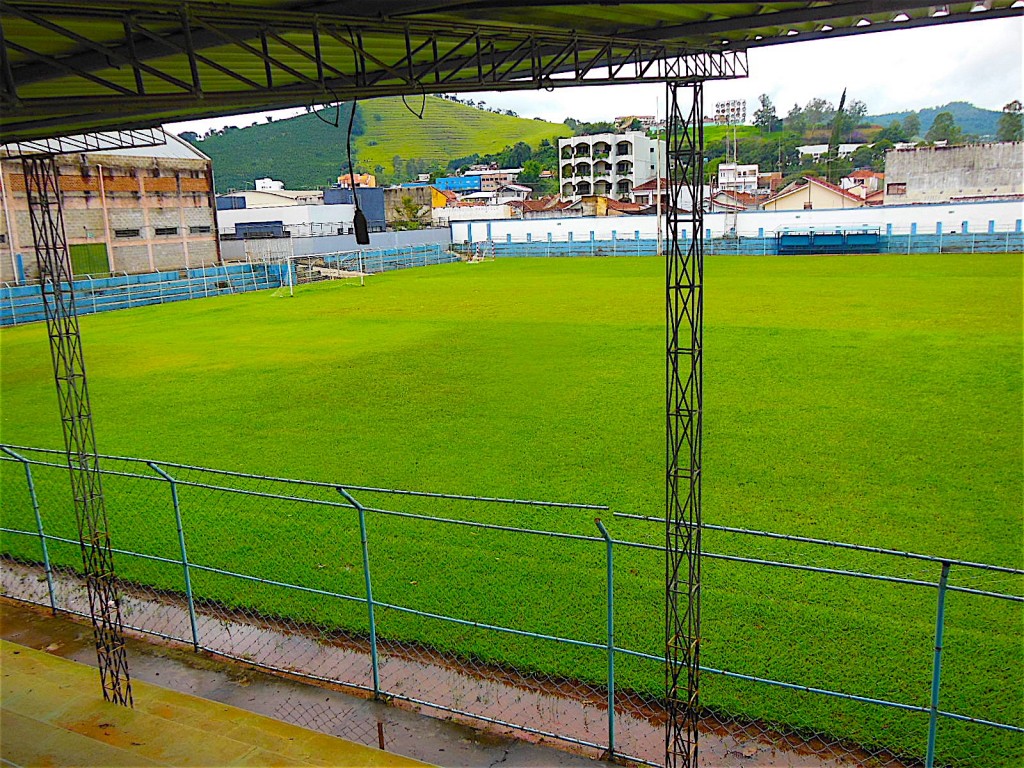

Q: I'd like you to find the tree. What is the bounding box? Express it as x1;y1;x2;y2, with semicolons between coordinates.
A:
997;100;1023;142
925;111;963;144
784;104;807;134
902;112;921;139
878;120;907;143
803;97;835;130
178;131;200;143
753;94;781;134
826;89;848;183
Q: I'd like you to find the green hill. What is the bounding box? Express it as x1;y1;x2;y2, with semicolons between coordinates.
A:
185;97;570;192
868;101;1003;138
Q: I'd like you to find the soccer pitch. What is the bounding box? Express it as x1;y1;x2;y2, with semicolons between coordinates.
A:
1;253;1021;763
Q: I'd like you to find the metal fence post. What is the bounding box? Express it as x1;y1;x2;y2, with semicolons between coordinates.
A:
595;518;616;761
926;561;951;768
3;447;57;612
148;462;200;652
339;488;381;698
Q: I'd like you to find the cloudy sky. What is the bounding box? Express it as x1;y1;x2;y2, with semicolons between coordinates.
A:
169;16;1022;134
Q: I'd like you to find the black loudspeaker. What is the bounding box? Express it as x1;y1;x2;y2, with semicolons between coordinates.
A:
354;209;370;245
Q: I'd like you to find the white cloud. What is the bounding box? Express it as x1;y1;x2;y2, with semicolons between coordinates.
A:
462;17;1024;122
169;17;1022;135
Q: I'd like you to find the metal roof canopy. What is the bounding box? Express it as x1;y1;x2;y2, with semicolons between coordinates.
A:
2;1;1021;143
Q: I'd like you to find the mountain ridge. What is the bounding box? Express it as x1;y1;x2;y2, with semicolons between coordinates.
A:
185;97;570;192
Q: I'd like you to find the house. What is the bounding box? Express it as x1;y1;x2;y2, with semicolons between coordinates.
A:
631;177;714;212
842;169;884;194
1;132;219;282
757;171;784;193
337;172;377;188
564;196;646;217
709;190;763;211
717;163;759;194
883;143;1023;204
797;143;865;161
255;178;284;191
463;168;522;192
761;176;865;211
508;197;572;219
495;184;532;203
558;132;665;200
432;175;482;193
614;115;657;130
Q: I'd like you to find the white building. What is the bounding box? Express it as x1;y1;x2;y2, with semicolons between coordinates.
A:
254;177;284;191
215;189;354;238
558;132;666;200
797;143;865;161
717;163;759;194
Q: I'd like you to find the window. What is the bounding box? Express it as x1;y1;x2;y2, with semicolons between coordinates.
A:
189;225;211;234
887;183;907;195
114;228;140;238
155;226;179;236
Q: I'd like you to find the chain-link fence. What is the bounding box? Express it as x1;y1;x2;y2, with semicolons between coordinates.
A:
452;230;1024;260
287;244;459;287
1;444;1020;767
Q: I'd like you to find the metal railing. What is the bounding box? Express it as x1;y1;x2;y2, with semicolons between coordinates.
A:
1;444;1021;767
456;231;1024;260
0;264;278;327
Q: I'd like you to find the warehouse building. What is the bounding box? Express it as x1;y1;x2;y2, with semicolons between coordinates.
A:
1;133;218;284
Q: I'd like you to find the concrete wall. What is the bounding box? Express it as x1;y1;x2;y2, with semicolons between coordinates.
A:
884;143;1024;204
452;200;1024;243
384;187;433;225
219;227;451;261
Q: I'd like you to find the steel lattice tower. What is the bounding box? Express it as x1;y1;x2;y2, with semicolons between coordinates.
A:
22;155;133;706
664;80;704;768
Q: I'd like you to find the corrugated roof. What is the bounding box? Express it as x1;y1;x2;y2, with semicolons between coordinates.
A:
3;2;1019;143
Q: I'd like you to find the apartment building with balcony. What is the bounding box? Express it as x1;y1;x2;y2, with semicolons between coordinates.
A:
717;162;759;194
558;131;666;201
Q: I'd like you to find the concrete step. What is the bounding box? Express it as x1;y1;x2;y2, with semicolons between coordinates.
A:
1;639;430;768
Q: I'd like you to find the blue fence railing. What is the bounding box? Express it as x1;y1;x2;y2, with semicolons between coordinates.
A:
0;263;277;328
1;245;460;327
1;444;1020;767
469;231;1024;259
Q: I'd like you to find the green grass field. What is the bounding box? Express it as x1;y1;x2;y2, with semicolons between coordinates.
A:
1;254;1021;764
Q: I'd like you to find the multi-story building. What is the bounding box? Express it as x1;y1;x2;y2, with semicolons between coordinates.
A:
463;168;523;192
1;133;218;284
558;132;666;200
714;99;746;125
717;163;759;194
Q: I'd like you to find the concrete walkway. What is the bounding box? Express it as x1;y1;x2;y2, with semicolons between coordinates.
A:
0;600;613;767
1;637;432;767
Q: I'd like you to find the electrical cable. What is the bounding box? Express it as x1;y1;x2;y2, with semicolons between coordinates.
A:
345;97;370;244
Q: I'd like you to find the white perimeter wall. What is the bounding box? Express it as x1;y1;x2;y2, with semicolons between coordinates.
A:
434;205;513;225
216;203;355;231
452;200;1024;242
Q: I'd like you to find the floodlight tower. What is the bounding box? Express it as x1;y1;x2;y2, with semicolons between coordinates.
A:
664;80;705;768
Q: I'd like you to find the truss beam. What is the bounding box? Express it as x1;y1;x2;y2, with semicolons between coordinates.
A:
664;79;703;768
0;0;747;142
21;155;133;708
